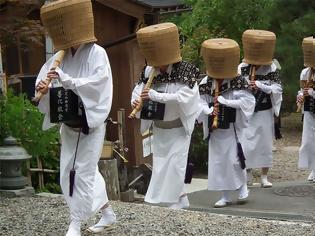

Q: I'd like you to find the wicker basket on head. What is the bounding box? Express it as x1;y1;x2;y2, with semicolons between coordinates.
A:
242;30;276;65
201;38;240;79
302;37;315;67
136;22;182;67
40;0;96;51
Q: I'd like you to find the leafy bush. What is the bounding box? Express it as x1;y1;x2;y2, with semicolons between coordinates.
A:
188;125;208;174
0;90;61;193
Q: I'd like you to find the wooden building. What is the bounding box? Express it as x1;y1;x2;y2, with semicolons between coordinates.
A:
95;0;190;166
0;0;191;166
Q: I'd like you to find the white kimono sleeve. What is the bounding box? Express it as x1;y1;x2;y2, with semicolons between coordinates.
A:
34;56;57;130
198;94;213;140
197;77;213;139
269;82;282;117
55;49;112;128
228;90;255;129
131;82;153;134
148;81;200;135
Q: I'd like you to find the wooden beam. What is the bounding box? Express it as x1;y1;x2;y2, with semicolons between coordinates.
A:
29;168;59;173
94;0;149;19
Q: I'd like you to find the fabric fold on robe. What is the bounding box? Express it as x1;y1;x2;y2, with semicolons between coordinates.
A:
238;62;283;169
298;67;315;170
131;64;199;203
35;43;112;221
198;76;255;191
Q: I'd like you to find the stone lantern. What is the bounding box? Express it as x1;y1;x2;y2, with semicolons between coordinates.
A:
0;136;31;191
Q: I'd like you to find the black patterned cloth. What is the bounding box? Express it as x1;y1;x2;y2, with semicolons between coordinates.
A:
199;76;249;96
240;65;281;84
139;61;200;89
304;96;315;113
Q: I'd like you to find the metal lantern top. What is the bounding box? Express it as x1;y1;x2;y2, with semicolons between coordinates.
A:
0;136;31;161
242;29;276;65
136;22;182;67
40;0;97;51
201;38;240;79
302;37;315;68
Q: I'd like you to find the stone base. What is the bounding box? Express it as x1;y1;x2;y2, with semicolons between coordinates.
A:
120;189;135;202
0;186;35;198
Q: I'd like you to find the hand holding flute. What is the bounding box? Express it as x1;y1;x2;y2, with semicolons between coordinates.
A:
32;50;65;106
249;65;257;89
129;68;156;119
212;79;221;129
297;68;314;112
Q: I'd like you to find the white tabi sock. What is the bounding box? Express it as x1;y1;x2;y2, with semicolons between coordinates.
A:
94;206;117;227
222;190;231;202
261;175;268;182
238;184;249;199
66;220;81;236
168;195;190;210
261;175;272;187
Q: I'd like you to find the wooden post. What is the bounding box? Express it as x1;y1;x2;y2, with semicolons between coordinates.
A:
0;43;6;95
117;109;129;193
98;158;120;200
36;157;44;189
26;160;32;187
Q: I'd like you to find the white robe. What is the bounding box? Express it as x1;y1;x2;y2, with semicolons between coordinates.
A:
298;67;315;170
131;65;200;204
238;62;282;169
198;77;255;191
35;43;112;221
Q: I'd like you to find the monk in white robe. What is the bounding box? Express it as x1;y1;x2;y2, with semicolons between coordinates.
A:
297;67;315;182
131;61;200;209
238;61;282;187
35;43;116;235
198;76;255;207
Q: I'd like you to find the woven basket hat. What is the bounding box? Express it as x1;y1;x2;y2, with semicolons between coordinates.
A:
302;37;315;67
201;38;240;79
242;30;276;65
136;22;182;67
40;0;97;51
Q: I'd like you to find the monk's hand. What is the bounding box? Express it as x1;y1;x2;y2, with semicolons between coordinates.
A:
250;80;257;90
212;106;219;116
35;80;49;94
140;88;150;100
303;88;315;97
47;69;59;81
296;94;304;105
132;98;141;109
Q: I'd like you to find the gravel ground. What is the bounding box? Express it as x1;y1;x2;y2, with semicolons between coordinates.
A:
251;113;309;183
0;196;314;236
0;113;312;236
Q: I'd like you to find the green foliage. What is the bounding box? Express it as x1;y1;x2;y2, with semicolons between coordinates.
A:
168;0;315;113
168;0;272;68
166;0;315;172
0;90;60;192
188;125;208;173
269;0;315;112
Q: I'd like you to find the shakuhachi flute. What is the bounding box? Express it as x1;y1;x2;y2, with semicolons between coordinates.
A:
129;68;156;119
32;50;66;106
212;79;221;129
297;68;314;112
250;64;256;83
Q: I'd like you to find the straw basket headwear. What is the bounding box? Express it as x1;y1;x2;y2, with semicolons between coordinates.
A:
242;29;276;65
201;38;240;79
40;0;97;51
302;36;315;68
136;22;182;67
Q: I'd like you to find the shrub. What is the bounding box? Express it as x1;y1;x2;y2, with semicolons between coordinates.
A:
0;90;61;193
